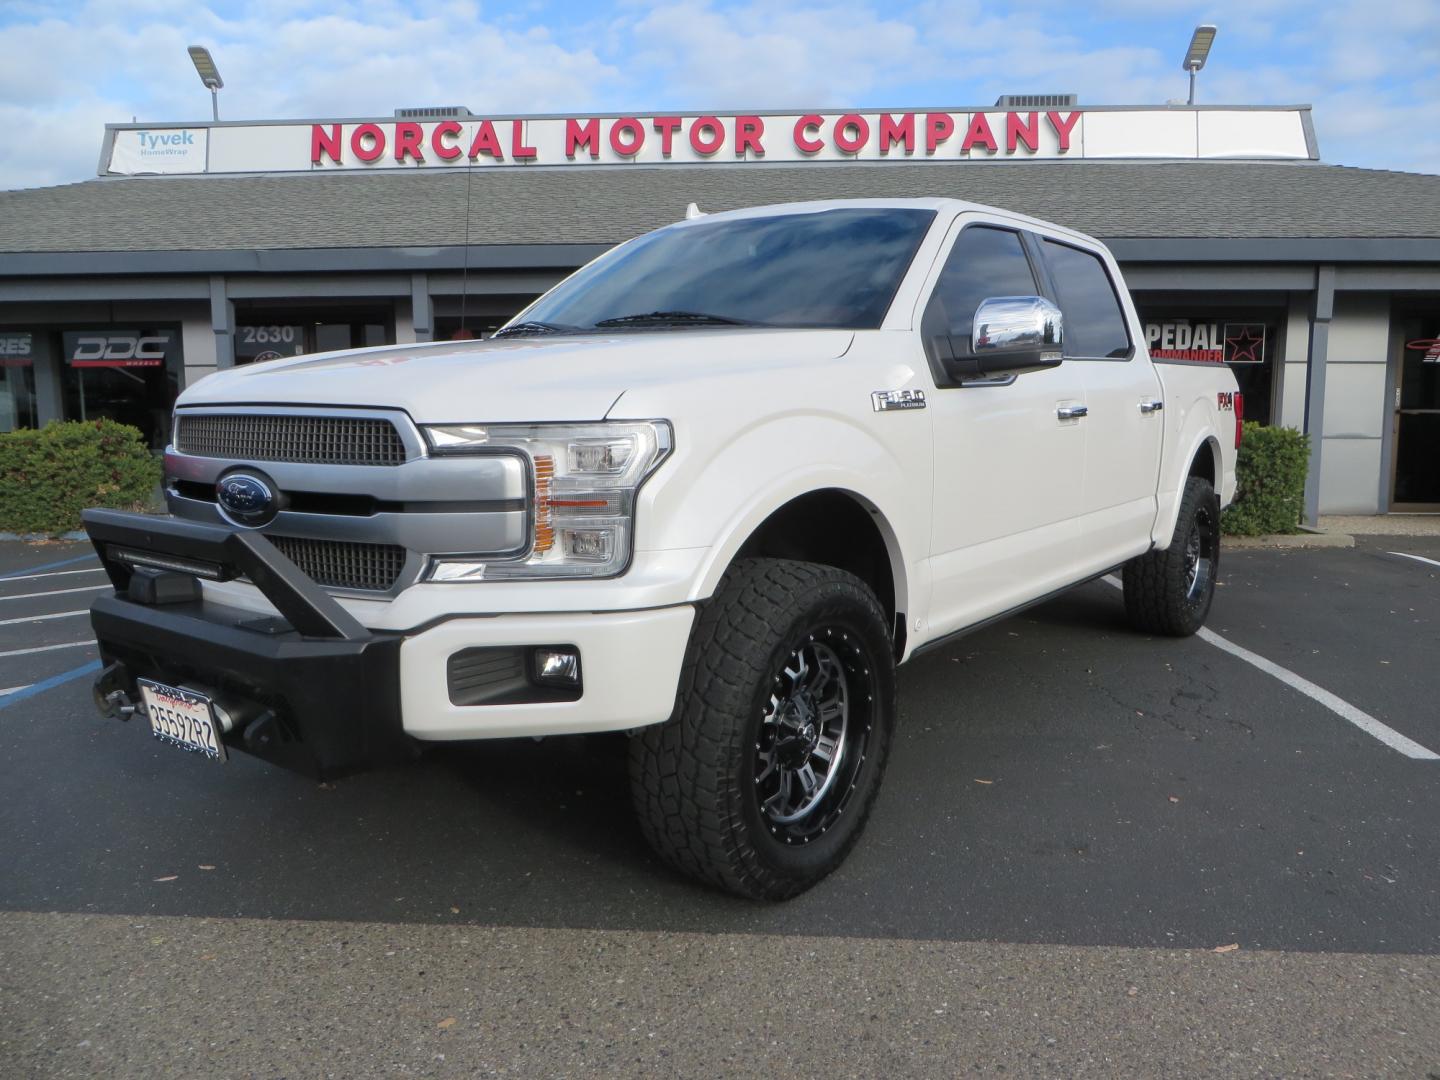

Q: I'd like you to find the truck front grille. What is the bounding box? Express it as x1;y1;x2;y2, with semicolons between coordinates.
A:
176;414;407;466
268;535;407;592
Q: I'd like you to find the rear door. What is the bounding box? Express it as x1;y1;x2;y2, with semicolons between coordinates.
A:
922;219;1087;638
1036;237;1163;575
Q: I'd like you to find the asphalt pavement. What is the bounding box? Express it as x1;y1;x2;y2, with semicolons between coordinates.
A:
2;536;1437;1077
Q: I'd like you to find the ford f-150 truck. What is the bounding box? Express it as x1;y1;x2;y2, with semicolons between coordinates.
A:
84;198;1239;899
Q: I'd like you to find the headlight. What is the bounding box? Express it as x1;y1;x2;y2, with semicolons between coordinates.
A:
421;420;672;581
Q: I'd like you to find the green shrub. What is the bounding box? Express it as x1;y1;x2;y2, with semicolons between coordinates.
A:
0;419;162;535
1222;422;1310;536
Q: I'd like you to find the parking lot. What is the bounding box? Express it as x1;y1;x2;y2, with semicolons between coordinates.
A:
2;536;1438;1076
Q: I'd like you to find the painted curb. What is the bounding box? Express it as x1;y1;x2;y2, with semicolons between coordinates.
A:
0;531;87;542
1224;532;1355;549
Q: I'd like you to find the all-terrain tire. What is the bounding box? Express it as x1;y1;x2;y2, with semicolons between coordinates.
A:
629;558;897;900
1122;475;1221;637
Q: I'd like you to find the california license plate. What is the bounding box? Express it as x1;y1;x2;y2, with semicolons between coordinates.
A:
138;679;227;762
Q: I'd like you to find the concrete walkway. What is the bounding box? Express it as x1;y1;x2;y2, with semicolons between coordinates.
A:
1320;514;1440;536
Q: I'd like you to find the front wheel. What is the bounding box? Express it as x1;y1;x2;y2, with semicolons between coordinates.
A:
629;558;897;900
1122;475;1221;637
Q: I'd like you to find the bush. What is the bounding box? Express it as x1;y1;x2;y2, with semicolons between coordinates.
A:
0;419;162;536
1222;422;1310;536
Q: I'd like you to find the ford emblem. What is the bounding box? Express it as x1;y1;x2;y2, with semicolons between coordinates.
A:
216;472;278;527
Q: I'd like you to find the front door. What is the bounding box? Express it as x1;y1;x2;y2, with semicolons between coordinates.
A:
1392;319;1440;510
923;221;1086;637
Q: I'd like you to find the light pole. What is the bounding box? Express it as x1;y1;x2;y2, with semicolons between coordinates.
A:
187;46;224;122
1182;24;1217;105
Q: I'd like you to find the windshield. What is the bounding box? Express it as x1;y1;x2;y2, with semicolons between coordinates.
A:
512;207;936;333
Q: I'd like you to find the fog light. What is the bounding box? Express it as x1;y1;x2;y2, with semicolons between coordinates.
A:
532;647;581;688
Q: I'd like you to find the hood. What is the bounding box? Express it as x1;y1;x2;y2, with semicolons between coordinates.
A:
179;329;855;423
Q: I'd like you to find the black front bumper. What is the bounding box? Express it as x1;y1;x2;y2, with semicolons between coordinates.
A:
83;508;412;779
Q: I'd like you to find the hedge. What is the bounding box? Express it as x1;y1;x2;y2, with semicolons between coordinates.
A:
1222;422;1310;536
0;420;162;536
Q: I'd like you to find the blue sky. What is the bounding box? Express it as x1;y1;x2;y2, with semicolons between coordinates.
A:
1;0;1436;189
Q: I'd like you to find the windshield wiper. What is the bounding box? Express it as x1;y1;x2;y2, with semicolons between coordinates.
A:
491;320;579;339
593;310;758;328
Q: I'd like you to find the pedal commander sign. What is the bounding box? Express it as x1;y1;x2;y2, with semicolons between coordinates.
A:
1145;321;1269;364
101;107;1314;175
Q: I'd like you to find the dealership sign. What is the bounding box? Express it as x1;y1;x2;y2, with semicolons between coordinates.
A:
101;107;1315;175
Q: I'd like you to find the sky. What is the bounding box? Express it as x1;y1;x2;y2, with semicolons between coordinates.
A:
1;0;1437;190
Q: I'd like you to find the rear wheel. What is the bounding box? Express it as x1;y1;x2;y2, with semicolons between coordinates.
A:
629;558;896;900
1122;475;1220;637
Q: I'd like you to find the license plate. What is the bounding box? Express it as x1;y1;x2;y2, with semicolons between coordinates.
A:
138;679;227;762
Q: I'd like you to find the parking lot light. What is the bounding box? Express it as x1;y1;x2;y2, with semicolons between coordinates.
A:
187;45;224;122
1182;25;1218;105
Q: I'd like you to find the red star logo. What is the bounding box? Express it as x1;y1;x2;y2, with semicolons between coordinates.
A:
1224;325;1265;364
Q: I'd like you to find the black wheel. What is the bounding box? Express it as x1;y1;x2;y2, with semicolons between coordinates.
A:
629;558;896;900
1122;475;1221;637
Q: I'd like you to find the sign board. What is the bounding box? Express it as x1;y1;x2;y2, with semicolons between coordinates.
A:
1145;321;1268;364
63;330;178;368
0;332;33;368
107;129;208;175
101;107;1315;176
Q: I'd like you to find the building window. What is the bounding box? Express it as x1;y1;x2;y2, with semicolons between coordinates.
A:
0;331;39;432
59;326;182;449
1140;313;1278;424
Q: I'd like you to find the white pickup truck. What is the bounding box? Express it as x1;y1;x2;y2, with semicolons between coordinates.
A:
85;198;1240;899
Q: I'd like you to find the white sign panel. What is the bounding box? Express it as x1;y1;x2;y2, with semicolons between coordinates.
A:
107;128;208;174
101;108;1313;176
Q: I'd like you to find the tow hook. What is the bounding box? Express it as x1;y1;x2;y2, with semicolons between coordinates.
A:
92;661;139;720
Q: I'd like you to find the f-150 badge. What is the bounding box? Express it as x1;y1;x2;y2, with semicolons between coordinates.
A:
872;389;927;412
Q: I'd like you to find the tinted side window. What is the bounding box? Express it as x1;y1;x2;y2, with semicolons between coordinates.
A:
927;226;1038;354
1042;240;1131;359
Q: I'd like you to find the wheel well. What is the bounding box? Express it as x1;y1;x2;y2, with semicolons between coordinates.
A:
1188;438;1218;486
733;489;900;644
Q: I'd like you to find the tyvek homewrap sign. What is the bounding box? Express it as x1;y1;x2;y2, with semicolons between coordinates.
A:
100;107;1315;175
108;128;208;175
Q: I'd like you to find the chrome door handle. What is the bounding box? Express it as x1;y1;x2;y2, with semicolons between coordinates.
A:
1139;399;1164;414
1056;404;1088;420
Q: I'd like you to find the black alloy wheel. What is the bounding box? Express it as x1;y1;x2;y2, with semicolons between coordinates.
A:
630;558;897;900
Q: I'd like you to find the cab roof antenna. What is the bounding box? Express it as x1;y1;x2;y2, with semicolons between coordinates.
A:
684;202;706;220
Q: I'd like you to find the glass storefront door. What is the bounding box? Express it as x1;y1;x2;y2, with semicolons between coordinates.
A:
59;327;181;449
1391;318;1440;509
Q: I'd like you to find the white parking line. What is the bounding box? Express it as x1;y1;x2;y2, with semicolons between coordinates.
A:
1389;551;1440;570
0;566;103;583
0;610;88;627
0;641;95;659
1101;576;1439;761
0;684;32;697
0;584;108;602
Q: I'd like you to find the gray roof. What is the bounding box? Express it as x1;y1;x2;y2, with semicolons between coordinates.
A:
3;160;1439;254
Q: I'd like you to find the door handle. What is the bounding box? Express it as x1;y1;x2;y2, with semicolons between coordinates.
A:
1139;399;1164;414
1056;404;1088;420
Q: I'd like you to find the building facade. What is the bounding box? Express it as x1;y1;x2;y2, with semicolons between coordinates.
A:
2;103;1438;517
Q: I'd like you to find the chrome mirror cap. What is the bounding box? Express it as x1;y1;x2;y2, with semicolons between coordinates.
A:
972;295;1063;358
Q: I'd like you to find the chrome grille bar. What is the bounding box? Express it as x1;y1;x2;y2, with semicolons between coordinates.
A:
176;414;407;466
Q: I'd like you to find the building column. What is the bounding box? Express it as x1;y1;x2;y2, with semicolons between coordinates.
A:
411;273;433;343
1301;266;1334;526
209;274;234;369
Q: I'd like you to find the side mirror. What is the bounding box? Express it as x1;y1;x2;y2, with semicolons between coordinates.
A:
971;296;1063;376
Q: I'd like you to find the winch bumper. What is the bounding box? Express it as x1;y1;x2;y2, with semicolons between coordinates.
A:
82;508;409;779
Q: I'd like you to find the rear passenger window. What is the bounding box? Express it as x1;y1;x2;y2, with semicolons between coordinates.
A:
1042;240;1132;359
926;226;1038;354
